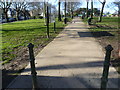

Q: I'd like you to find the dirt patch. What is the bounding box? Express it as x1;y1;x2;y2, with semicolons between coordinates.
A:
89;24;120;74
2;36;56;89
111;58;120;74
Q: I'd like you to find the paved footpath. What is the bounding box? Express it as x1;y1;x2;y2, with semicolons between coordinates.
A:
7;18;119;89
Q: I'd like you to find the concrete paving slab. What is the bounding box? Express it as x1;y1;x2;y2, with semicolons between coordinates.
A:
7;18;119;89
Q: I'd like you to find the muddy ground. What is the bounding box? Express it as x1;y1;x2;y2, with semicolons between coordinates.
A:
89;24;120;74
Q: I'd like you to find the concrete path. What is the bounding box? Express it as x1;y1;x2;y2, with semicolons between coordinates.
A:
7;18;119;89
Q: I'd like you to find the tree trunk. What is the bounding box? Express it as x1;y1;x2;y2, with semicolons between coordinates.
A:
58;1;61;21
5;11;9;22
64;1;67;24
16;11;19;21
118;4;120;28
117;3;120;59
98;2;106;22
71;3;73;19
86;1;89;18
91;0;93;18
4;9;9;22
24;12;27;20
118;4;120;51
71;10;73;19
44;2;47;25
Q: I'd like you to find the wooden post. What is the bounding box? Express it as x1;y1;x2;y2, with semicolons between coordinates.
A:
101;44;113;90
47;3;49;38
28;43;38;89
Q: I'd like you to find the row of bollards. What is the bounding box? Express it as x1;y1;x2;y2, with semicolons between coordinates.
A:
27;43;113;89
27;20;56;89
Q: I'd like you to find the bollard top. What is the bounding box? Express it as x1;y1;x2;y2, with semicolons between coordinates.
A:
105;44;113;51
27;43;34;48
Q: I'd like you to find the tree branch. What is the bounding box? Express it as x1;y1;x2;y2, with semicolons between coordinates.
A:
98;0;103;4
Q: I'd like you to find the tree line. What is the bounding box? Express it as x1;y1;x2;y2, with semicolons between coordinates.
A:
0;1;55;22
0;0;119;23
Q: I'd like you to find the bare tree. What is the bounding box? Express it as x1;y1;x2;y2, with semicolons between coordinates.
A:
66;2;81;18
0;0;12;22
113;1;120;16
29;2;43;17
98;0;106;22
12;2;29;21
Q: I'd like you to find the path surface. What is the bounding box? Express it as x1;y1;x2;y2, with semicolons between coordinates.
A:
7;18;119;89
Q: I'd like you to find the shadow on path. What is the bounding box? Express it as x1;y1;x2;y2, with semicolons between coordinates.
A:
5;74;119;89
78;31;114;37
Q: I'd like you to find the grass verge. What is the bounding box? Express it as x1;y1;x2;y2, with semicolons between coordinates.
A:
1;19;66;66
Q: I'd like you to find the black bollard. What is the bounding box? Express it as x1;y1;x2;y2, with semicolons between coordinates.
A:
64;18;67;24
101;44;113;90
54;22;56;33
88;17;92;25
28;43;38;89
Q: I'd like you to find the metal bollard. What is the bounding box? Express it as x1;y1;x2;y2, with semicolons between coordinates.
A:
88;17;92;25
28;43;38;89
64;18;67;24
101;44;113;90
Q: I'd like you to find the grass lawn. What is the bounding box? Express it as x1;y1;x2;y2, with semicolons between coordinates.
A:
1;19;66;65
82;17;120;74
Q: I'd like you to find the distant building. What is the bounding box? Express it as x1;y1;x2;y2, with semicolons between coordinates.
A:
0;8;2;18
106;14;118;17
29;9;44;17
112;14;118;17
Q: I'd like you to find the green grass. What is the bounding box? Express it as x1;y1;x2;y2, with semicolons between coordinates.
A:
94;17;118;27
82;17;118;27
1;19;66;64
82;16;119;34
